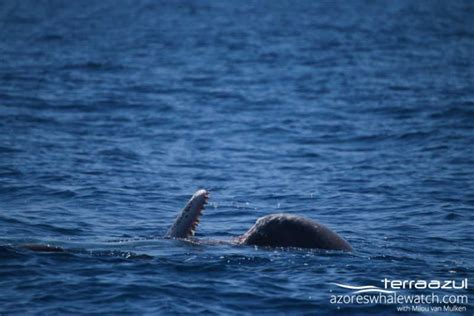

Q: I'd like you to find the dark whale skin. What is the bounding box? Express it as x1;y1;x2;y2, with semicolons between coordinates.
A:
238;213;353;251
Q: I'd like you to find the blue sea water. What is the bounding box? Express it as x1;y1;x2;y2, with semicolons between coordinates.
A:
1;0;473;314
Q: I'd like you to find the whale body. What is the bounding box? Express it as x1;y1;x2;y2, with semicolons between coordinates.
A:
22;189;353;253
166;189;352;251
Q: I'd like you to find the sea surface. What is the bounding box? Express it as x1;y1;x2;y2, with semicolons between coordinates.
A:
1;1;473;315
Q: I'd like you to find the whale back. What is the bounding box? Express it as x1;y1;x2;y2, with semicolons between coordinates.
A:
238;213;352;251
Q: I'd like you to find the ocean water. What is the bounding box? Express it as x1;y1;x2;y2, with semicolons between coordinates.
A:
1;0;473;314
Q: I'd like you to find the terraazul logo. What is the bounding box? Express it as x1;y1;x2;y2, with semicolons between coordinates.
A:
330;278;469;313
333;278;468;293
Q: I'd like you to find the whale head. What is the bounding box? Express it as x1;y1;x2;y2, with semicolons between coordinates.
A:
237;213;353;251
165;189;208;239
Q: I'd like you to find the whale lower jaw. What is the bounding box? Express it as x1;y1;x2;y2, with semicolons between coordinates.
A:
164;190;352;251
237;213;353;251
165;189;208;239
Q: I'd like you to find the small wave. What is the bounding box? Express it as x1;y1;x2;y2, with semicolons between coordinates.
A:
61;61;125;72
0;167;23;177
219;254;272;266
398;131;433;140
97;147;141;162
32;223;84;236
85;250;154;260
445;212;462;220
36;34;65;42
430;104;474;119
0;215;28;226
5;15;38;24
2;114;58;125
0;245;26;260
0;146;22;154
387;85;413;91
